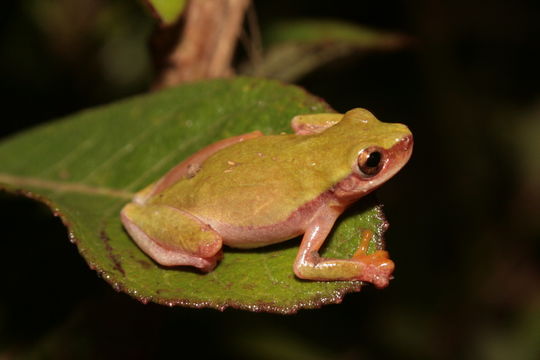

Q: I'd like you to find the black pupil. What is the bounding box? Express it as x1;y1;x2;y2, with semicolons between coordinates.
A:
365;151;381;168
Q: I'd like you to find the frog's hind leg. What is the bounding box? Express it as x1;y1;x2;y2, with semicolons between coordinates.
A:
121;203;223;272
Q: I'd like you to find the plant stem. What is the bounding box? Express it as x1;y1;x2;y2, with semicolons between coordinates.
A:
152;0;251;89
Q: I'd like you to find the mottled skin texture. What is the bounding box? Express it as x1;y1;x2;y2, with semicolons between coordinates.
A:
121;108;413;288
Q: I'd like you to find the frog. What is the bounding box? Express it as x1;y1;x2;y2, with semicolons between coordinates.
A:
121;108;413;288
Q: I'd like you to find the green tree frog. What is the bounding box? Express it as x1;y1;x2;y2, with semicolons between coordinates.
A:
121;108;413;288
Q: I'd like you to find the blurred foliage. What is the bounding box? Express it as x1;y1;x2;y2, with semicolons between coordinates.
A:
241;19;409;81
142;0;187;25
0;0;153;136
1;0;540;359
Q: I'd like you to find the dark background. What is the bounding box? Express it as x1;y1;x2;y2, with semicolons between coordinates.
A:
1;0;539;358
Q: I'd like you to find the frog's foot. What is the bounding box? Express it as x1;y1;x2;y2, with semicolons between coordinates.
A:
351;229;394;288
121;203;223;272
294;225;395;288
351;250;394;288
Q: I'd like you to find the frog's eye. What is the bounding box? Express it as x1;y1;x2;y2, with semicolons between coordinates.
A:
357;147;384;177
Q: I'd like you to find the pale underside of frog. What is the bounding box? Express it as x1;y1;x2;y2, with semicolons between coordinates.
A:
121;108;413;288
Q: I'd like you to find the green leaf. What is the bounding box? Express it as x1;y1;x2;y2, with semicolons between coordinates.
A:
0;77;389;313
243;19;410;82
263;19;406;46
142;0;187;25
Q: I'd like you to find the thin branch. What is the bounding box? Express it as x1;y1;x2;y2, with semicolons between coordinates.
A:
152;0;251;89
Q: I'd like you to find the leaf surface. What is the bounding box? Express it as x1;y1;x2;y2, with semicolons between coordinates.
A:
0;78;389;313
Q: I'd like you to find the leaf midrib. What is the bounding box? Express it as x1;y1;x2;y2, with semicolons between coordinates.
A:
0;173;134;199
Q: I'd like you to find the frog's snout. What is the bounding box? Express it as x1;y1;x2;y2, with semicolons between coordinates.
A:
399;134;413;153
389;134;413;166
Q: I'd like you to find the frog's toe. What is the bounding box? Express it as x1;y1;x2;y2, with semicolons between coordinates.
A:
360;259;394;288
351;250;394;288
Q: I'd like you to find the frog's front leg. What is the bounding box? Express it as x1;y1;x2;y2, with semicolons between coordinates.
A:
121;203;223;271
293;206;394;288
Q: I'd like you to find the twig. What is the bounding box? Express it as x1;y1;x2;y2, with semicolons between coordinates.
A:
152;0;251;89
